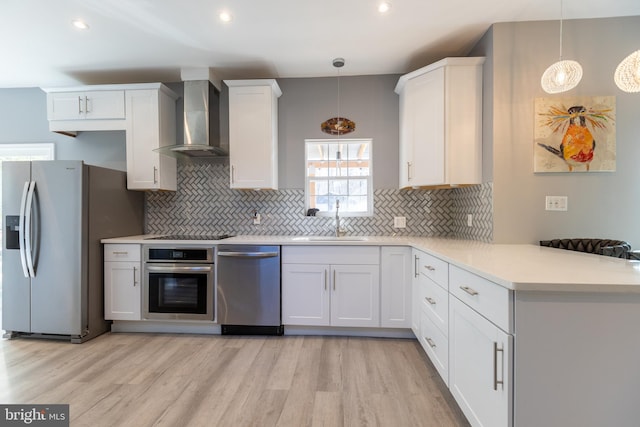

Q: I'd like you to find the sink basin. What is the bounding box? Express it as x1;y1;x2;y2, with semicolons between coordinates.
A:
292;236;368;242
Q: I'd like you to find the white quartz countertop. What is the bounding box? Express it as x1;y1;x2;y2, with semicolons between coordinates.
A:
102;235;640;293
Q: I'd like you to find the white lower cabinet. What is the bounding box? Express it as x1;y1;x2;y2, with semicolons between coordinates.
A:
419;310;449;384
449;296;512;427
410;248;513;427
281;264;329;326
380;246;412;328
104;244;142;321
281;246;380;328
330;264;380;327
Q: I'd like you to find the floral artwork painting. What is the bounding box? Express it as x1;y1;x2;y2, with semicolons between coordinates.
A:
534;96;616;172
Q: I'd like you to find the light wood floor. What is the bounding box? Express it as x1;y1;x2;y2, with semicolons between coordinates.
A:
0;333;469;427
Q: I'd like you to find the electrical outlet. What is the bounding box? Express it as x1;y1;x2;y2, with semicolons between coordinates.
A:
467;214;473;227
393;216;406;228
545;196;568;211
253;213;261;225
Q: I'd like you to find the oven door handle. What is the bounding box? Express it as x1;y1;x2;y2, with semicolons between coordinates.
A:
146;265;213;273
217;251;279;258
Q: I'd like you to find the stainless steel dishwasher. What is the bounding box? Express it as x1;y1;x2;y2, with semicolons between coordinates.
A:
216;245;282;335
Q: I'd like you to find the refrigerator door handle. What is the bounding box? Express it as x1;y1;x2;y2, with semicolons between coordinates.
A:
24;180;37;277
18;181;30;277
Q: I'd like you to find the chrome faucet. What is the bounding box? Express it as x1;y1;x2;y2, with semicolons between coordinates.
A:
335;200;346;237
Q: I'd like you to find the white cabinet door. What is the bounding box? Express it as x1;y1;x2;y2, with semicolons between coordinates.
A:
282;264;330;326
408;68;445;186
449;296;512;427
104;261;141;321
227;80;281;189
47;90;125;121
396;57;483;189
125;88;177;191
380;246;412;328
331;265;380;327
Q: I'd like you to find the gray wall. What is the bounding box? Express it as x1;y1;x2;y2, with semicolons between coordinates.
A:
0;88;127;170
275;75;400;189
472;16;640;247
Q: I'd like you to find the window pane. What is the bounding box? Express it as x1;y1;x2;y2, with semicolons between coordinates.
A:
309;195;329;212
348;179;368;196
329;179;348;196
347;161;370;177
306;142;327;161
308;179;328;196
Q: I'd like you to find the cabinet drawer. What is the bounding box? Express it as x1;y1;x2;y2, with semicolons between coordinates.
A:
419;310;449;385
419;274;448;336
104;244;141;262
449;265;512;333
282;246;379;265
416;250;448;289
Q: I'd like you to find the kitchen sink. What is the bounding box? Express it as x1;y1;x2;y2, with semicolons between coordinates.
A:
291;236;369;242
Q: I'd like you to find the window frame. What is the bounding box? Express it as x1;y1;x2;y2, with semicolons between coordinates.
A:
304;138;373;217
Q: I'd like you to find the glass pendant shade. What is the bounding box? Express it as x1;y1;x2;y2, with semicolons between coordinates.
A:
541;60;583;94
614;50;640;93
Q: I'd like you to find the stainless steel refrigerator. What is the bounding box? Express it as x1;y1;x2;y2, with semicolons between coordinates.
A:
2;160;144;343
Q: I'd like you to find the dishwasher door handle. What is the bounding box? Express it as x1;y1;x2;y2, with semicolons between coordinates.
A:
217;251;279;258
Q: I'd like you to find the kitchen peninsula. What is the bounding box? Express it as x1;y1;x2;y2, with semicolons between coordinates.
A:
103;234;640;427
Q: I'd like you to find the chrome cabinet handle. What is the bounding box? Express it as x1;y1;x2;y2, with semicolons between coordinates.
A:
425;265;436;272
407;161;412;181
494;342;505;391
425;297;436;305
414;255;419;278
231;165;235;184
425;337;436;348
133;266;138;286
78;96;83;114
333;269;336;291
112;251;129;255
324;269;327;291
460;286;479;296
153;166;158;184
84;96;90;113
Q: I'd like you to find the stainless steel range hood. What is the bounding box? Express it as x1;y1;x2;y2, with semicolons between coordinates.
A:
155;79;227;158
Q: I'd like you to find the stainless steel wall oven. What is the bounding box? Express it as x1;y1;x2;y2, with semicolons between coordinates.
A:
143;246;214;321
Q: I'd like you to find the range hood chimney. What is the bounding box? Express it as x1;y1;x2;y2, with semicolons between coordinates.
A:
155;69;227;158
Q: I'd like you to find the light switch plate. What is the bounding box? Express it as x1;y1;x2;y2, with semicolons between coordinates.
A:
393;216;406;228
545;196;568;211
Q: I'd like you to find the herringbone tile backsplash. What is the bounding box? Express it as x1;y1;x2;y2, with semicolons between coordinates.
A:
146;162;493;241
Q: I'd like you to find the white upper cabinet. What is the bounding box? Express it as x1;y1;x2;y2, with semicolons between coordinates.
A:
44;88;126;132
125;86;177;191
395;57;484;189
43;83;178;191
225;79;281;190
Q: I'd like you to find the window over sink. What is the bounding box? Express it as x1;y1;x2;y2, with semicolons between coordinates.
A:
305;138;373;217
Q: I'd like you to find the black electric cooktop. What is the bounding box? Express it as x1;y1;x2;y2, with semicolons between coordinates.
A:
147;234;234;241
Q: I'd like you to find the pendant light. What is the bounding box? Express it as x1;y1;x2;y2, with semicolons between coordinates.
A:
614;50;640;93
541;0;582;94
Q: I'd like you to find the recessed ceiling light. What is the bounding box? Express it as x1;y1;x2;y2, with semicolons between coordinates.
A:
219;11;233;23
72;19;89;30
378;2;392;13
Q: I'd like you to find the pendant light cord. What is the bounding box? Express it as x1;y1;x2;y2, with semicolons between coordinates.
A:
558;0;564;60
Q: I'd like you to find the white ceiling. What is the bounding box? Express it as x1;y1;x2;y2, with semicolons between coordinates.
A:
3;0;640;88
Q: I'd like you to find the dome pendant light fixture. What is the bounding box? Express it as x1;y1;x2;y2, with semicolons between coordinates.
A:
614;50;640;93
541;0;582;94
321;58;356;135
